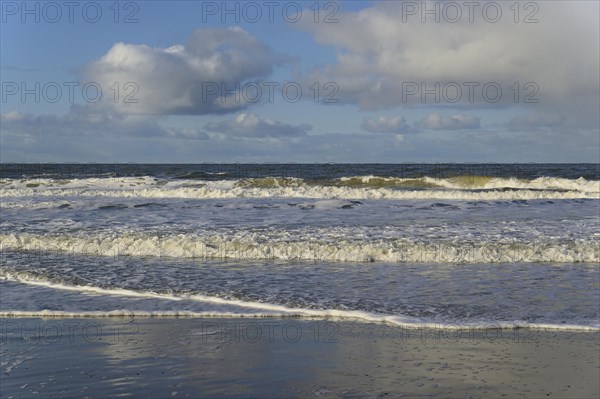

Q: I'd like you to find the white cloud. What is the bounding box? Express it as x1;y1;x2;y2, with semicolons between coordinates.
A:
361;113;479;132
0;111;30;123
81;27;280;115
5;106;596;163
361;115;411;133
418;113;480;130
296;1;599;127
204;113;312;138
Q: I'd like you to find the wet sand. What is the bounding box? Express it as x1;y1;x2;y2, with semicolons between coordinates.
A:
1;317;598;398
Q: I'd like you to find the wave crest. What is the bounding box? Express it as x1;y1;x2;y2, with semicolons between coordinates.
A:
2;233;597;264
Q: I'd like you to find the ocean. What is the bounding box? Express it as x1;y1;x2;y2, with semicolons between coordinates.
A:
1;163;599;330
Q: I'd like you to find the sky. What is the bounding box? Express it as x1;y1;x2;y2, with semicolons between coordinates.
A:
1;0;599;163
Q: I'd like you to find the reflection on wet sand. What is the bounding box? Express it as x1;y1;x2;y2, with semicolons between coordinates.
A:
2;318;599;398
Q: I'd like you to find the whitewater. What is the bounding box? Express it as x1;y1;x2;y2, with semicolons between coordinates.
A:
1;164;598;330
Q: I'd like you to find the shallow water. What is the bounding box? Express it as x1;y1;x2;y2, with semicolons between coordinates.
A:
1;164;599;329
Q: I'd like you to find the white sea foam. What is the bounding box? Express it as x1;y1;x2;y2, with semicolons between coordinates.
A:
1;176;598;200
1;273;597;331
336;175;600;192
1;232;598;263
425;176;600;192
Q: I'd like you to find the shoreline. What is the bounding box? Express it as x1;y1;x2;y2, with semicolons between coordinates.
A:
2;317;599;398
1;311;599;333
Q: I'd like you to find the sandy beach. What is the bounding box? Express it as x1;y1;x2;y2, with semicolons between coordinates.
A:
1;317;598;398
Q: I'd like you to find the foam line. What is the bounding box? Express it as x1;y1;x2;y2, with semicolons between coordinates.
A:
1;273;598;331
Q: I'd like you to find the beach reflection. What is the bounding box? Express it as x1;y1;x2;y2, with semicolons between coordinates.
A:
1;318;598;398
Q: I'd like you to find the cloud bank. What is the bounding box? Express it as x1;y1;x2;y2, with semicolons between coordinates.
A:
296;1;599;128
204;113;312;138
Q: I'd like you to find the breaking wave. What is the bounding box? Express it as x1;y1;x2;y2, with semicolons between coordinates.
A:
2;232;597;264
1;175;599;200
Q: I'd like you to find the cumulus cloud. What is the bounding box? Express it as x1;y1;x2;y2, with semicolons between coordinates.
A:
204;113;312;138
361;113;479;133
0;111;31;123
81;27;280;115
295;1;599;126
361;115;412;133
418;113;480;130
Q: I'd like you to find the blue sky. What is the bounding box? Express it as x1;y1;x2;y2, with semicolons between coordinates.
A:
1;0;599;162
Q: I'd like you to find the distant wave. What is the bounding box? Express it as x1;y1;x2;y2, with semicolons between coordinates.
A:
2;232;598;263
1;175;598;200
1;273;597;331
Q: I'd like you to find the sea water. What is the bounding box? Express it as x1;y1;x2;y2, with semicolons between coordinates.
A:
1;164;598;330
